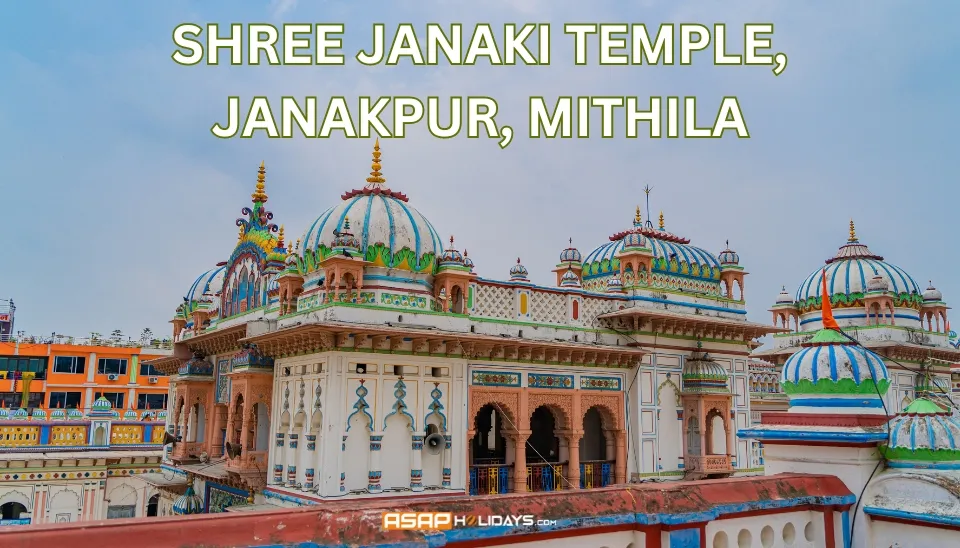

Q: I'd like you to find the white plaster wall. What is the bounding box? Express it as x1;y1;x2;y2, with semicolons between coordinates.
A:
269;351;466;500
46;485;84;523
484;530;642;548
868;519;959;548
706;511;822;548
763;444;880;548
104;476;147;518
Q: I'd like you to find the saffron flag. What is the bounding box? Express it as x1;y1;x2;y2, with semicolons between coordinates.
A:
820;269;841;331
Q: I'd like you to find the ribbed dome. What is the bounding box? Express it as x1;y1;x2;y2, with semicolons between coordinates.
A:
438;236;465;266
780;328;890;398
923;283;944;302
173;481;204;515
299;143;442;274
584;235;720;281
793;229;921;309
866;274;889;293
718;241;740;266
775;286;792;304
509;258;529;281
31;409;47;420
88;396;114;417
682;350;729;393
560;238;583;263
882;398;960;465
123;410;138;421
606;277;624;293
68;408;83;419
50;408;66;420
622;232;648;250
560;268;581;288
185;265;225;304
463;250;475;270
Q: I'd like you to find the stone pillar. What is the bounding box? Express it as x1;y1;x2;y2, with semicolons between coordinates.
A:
511;430;531;493
566;431;582;489
615;431;627;484
411;435;424;492
304;433;317;489
273;433;285;484
239;409;251;455
286;433;298;487
368;435;383;493
442;434;453;487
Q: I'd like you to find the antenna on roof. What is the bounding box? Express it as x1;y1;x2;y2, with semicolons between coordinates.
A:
642;185;654;228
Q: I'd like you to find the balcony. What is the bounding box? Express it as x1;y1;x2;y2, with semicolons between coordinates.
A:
684;455;734;480
469;463;512;495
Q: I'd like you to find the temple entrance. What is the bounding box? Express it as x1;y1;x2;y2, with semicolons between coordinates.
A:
146;494;159;517
580;407;614;489
526;406;563;492
469;404;510;495
0;502;27;520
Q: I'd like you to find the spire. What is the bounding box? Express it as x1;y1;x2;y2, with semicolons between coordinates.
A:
848;219;857;242
634;206;642;226
365;139;386;187
278;225;285;249
343;216;351;231
658;211;665;230
251;161;268;203
569;237;573;246
449;235;455;248
820;269;840;330
295;238;300;252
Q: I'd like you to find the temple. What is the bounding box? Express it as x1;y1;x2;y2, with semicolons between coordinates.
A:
4;143;960;547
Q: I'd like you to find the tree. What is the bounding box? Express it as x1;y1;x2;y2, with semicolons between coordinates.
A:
90;332;101;343
110;330;123;342
140;328;154;346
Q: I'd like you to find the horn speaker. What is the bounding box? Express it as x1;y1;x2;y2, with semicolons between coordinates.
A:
161;431;178;446
424;433;445;455
224;441;243;459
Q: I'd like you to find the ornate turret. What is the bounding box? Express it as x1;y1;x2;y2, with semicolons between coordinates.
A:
553;238;583;286
463;249;475;271
717;240;746;302
509;258;529;282
438;236;466;268
920;280;949;334
615;208;653;287
173;475;205;515
560;267;581;288
881;398;960;467
435;236;475;313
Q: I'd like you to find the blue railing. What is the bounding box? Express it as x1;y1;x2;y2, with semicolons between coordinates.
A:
579;460;613;489
469;464;511;495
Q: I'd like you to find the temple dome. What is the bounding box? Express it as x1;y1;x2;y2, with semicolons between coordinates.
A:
775;286;793;304
509;258;529;282
438;236;465;266
682;349;729;393
923;283;944;302
173;480;204;515
780;328;890;401
866;274;889;293
793;223;921;309
299;142;442;274
606;277;624;293
185;265;226;304
463;250;475;270
718;241;740;266
583;210;721;282
882;398;960;466
559;240;583;263
560;268;581;288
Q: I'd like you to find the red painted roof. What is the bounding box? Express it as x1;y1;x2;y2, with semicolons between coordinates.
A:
0;474;852;548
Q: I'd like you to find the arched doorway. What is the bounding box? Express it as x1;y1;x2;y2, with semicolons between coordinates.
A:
0;502;28;520
580;407;613;488
527;406;561;492
706;409;727;456
146;494;159;517
469;404;509;495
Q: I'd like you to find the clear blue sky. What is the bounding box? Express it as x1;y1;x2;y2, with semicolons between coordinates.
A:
3;0;958;340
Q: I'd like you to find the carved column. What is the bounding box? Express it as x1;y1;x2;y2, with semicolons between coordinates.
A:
511;430;531;492
338;435;347;493
615;431;627;484
368;435;383;493
273;433;285;484
566;430;583;489
411;435;424;492
304;433;317;490
286;433;298;487
442;435;453;487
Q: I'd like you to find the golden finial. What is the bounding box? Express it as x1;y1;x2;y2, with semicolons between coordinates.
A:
635;205;642;224
238;224;244;242
278;225;285;248
343;216;351;230
295;238;300;252
366;139;386;187
251;161;268;203
848;219;857;242
658;211;665;230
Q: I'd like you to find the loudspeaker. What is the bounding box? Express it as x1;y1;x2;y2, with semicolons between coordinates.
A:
161;431;178;446
224;441;242;459
424;433;445;455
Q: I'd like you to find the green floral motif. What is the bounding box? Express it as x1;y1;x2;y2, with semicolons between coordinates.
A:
797;292;923;314
380;292;428;309
471;371;521;387
879;445;960;463
782;378;890;395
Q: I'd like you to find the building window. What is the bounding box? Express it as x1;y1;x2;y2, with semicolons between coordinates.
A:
139;363;166;377
97;358;128;375
0;356;49;379
137;393;168;410
49;392;82;409
53;356;86;374
95;392;125;408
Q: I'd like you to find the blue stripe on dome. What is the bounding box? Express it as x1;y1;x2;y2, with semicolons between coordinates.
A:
910;418;918;450
421;214;445;259
361;194;376;252
394;197;423;257
186;266;225;302
811;346;822;383
307;205;339;252
891;417;907;447
934;416;956;449
927;419;937;450
379;195;396;266
839;345;860;384
305;205;336;251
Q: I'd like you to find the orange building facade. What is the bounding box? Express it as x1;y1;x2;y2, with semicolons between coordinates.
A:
0;339;173;413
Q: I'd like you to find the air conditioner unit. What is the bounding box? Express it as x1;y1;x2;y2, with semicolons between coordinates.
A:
107;374;119;381
148;377;159;384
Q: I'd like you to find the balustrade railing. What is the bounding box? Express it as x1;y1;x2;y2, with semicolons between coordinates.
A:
685;454;732;473
469;463;511;495
526;461;565;492
579;460;614;489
